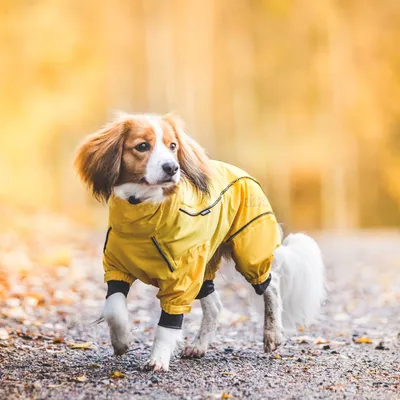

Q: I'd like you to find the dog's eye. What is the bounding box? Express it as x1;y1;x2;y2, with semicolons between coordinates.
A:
170;143;177;151
134;142;150;152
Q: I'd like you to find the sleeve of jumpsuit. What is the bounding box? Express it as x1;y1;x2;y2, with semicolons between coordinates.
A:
103;254;136;285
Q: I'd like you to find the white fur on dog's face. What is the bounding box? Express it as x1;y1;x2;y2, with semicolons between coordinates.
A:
145;117;181;187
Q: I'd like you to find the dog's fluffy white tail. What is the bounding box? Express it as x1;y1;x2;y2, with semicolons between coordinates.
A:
273;233;326;331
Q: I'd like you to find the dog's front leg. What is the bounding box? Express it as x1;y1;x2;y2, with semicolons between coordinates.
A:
103;281;132;356
145;326;183;371
263;273;284;352
145;312;183;372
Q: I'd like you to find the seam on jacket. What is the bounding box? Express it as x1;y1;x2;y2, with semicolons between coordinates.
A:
103;227;112;254
179;176;261;217
151;237;175;272
225;212;274;243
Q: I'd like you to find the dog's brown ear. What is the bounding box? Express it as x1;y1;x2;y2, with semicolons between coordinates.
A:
163;113;210;195
74;120;129;202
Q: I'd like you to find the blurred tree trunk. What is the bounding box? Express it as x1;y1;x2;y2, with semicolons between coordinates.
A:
321;2;359;230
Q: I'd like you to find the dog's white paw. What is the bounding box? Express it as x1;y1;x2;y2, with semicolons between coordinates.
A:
110;327;131;356
144;355;170;372
182;342;207;358
144;326;181;372
263;328;283;353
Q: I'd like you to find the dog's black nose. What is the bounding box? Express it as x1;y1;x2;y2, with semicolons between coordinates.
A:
162;162;179;176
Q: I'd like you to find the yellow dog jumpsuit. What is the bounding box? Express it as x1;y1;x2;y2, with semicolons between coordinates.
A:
103;160;281;315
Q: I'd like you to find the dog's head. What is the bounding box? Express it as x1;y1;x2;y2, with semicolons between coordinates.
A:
74;113;210;202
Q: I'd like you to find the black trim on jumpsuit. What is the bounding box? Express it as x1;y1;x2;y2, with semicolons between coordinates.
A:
151;237;175;272
106;280;130;298
103;227;112;254
158;311;184;329
195;280;215;299
252;273;272;295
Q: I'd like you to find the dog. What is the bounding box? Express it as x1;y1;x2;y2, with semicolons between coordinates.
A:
74;112;326;371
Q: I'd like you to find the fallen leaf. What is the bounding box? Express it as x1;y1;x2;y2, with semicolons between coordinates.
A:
53;337;65;344
273;354;282;359
221;371;234;375
298;326;304;332
0;328;9;340
88;363;101;369
222;393;233;399
314;337;330;345
69;341;93;349
355;337;373;344
295;336;311;344
74;375;87;383
110;370;125;379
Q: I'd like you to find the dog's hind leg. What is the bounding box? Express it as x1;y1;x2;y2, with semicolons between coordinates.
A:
182;289;222;358
263;273;284;352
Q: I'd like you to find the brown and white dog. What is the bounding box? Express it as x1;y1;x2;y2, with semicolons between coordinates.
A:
74;112;326;371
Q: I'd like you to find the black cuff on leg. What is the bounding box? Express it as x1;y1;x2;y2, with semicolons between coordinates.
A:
252;273;272;295
195;280;215;299
158;311;183;329
106;280;130;298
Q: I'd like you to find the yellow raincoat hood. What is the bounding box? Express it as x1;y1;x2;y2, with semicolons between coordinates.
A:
103;160;281;314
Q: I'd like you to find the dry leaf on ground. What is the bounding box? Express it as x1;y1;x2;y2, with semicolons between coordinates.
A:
74;375;87;382
314;337;330;345
355;337;373;344
110;370;125;379
70;341;92;349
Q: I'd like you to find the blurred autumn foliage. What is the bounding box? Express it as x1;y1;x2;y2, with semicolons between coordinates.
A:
1;0;400;230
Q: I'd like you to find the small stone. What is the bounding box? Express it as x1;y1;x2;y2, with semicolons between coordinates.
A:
322;345;331;350
150;375;159;384
224;347;234;353
33;381;42;389
375;341;388;350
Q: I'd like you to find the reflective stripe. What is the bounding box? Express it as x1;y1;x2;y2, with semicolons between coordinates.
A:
225;212;274;242
179;176;261;217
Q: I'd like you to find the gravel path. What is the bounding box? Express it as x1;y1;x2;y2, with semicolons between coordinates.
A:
0;215;399;399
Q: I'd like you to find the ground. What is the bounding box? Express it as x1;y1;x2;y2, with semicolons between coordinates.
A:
0;209;399;399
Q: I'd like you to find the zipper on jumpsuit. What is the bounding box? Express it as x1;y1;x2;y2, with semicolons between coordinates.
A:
151;236;175;272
